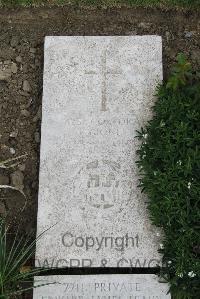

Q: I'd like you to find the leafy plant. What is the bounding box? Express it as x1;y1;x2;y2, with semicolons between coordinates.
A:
166;53;192;90
136;54;200;298
0;219;51;298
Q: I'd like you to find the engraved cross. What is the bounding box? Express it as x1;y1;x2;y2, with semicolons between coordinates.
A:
85;50;121;111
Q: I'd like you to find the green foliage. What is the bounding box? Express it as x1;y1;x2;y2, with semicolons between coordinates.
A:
136;54;200;298
0;219;50;298
166;54;192;90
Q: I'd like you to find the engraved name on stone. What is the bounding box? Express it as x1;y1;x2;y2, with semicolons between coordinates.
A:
33;275;171;299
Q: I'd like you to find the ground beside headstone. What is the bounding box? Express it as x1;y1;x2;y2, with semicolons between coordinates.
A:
36;36;163;268
33;274;170;298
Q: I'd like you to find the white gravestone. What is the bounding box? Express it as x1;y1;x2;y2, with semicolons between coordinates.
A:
36;36;163;268
33;274;170;298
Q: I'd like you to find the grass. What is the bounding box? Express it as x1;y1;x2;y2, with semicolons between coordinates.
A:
0;218;56;298
0;159;56;297
136;54;200;298
0;156;51;298
0;219;46;298
0;0;199;8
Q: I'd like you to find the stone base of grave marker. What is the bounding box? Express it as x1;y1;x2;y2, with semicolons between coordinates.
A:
33;274;171;298
34;34;168;299
36;36;163;269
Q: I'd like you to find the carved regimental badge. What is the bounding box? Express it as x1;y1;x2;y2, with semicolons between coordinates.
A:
73;160;125;210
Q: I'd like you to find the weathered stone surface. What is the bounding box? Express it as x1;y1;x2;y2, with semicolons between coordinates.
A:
33;274;171;298
36;36;163;268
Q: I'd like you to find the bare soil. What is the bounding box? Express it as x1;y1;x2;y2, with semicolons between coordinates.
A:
0;5;199;236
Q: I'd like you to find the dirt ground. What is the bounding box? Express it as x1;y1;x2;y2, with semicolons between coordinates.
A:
0;5;199;236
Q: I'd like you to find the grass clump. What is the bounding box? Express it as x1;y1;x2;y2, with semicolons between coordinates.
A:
0;219;50;298
136;53;200;298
